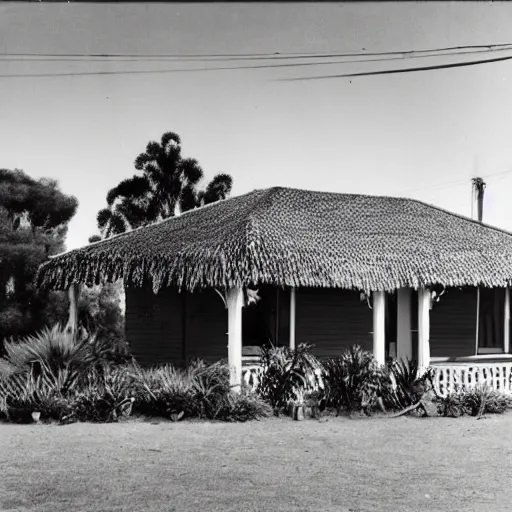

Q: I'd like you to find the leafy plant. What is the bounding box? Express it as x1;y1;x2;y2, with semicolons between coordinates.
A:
69;365;136;423
0;371;72;423
132;360;234;420
0;324;130;383
322;345;390;414
439;392;471;418
382;359;434;411
438;385;512;418
192;360;232;418
132;363;197;419
257;343;321;414
211;391;272;422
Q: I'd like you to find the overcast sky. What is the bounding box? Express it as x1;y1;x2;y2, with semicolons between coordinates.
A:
2;2;512;250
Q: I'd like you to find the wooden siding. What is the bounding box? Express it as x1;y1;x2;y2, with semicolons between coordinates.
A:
125;286;184;367
185;289;228;363
295;288;373;359
430;287;477;358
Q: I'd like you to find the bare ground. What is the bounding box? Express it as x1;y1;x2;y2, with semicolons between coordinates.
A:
1;412;511;512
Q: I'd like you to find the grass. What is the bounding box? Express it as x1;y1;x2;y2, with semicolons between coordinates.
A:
1;413;512;512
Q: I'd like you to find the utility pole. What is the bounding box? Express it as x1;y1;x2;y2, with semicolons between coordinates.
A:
471;175;486;356
471;177;486;223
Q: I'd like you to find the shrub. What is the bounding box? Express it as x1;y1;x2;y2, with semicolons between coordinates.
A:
439;391;471;418
322;345;390;414
133;362;202;419
439;385;512;418
0;371;72;423
132;360;239;420
212;391;272;422
0;363;137;424
257;343;321;414
0;324;131;382
70;365;136;423
382;359;434;411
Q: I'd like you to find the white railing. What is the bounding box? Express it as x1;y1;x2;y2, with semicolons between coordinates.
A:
241;364;324;392
242;362;512;399
431;363;512;398
241;364;263;390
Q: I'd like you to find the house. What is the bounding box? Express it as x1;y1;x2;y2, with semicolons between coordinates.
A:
36;186;512;396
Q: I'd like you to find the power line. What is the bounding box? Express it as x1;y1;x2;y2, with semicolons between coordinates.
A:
2;42;512;60
278;53;512;81
398;169;512;196
2;46;511;66
2;48;512;79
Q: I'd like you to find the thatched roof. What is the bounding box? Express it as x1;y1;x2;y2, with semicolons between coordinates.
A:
36;186;512;293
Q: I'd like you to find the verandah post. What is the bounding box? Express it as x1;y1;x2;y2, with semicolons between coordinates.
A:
289;287;296;350
396;287;412;361
66;283;79;335
226;287;244;391
417;287;431;373
505;287;510;354
372;291;386;365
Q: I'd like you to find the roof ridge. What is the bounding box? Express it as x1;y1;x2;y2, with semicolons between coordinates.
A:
50;187;268;259
407;197;512;240
245;187;281;244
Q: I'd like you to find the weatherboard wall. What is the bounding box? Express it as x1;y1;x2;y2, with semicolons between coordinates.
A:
125;286;228;367
429;287;477;358
185;289;228;363
295;288;373;358
125;286;185;367
125;284;489;366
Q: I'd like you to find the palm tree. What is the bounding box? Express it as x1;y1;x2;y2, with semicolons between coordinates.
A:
96;132;233;238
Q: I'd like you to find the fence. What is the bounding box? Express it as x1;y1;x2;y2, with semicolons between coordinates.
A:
241;361;512;398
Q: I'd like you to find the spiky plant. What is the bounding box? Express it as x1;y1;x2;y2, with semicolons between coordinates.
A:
0;324;122;382
383;358;434;411
0;370;72;423
257;343;321;414
323;345;390;415
70;365;136;423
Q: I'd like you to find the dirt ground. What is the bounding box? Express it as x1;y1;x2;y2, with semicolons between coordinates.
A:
1;412;511;512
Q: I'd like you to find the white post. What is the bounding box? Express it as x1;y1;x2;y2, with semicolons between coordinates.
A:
66;283;79;335
226;287;244;391
396;287;412;361
475;287;481;355
372;291;386;365
504;287;510;354
418;287;431;373
289;287;296;350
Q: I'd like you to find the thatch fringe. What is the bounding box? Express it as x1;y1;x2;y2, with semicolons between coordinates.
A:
35;187;512;293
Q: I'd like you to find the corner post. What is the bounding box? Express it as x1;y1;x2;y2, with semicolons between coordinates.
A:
504;287;510;354
289;287;296;350
66;283;79;335
418;287;431;373
372;291;386;365
397;287;412;361
227;287;244;391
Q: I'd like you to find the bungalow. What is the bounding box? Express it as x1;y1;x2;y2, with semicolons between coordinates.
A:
36;186;512;396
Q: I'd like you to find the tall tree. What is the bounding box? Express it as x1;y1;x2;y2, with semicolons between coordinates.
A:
95;132;233;238
0;169;78;340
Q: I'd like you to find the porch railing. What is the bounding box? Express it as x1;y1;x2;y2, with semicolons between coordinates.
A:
241;364;324;391
430;363;512;398
241;361;512;399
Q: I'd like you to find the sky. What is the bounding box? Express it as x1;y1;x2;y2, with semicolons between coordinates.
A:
1;2;512;251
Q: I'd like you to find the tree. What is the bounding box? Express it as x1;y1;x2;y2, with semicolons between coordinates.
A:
0;169;78;341
95;131;233;238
